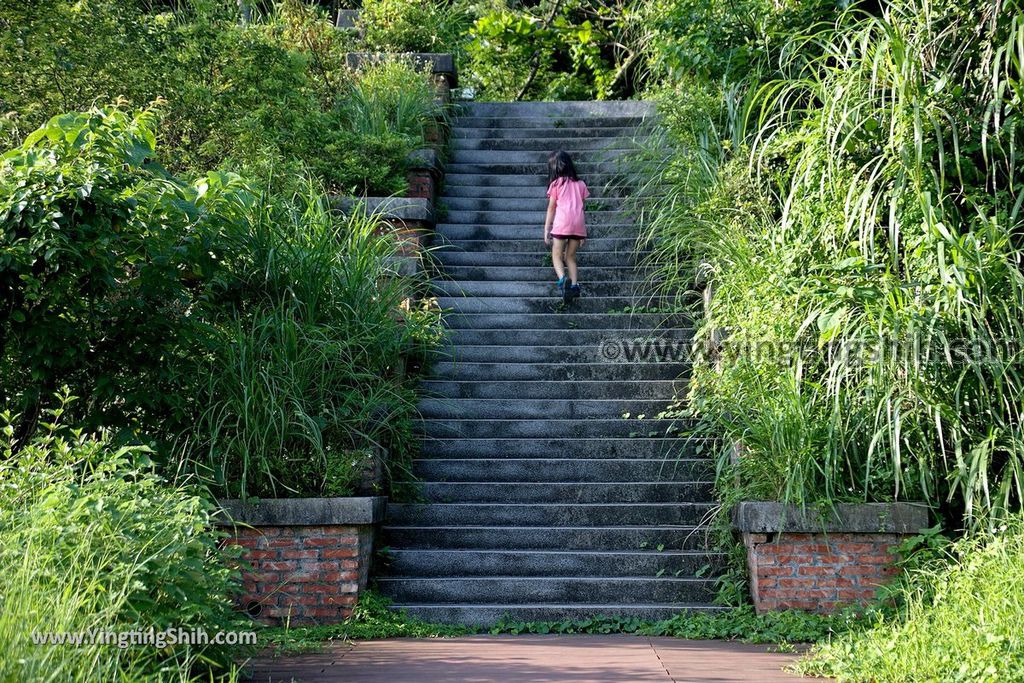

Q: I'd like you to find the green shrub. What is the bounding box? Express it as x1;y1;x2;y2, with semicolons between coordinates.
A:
0;105;441;499
465;0;656;101
0;393;248;682
0;0;424;196
799;519;1024;682
465;8;551;101
0;106;209;444
0;0;174;151
359;0;472;54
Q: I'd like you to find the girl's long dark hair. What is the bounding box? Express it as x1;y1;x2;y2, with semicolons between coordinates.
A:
548;150;579;184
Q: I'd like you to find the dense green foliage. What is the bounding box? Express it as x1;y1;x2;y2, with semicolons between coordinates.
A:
0;5;453;679
800;518;1024;682
359;0;473;55
0;394;248;681
625;0;1024;676
0;0;442;195
465;0;653;100
633;0;1024;527
427;0;832;101
0;105;440;498
5;1;1024;679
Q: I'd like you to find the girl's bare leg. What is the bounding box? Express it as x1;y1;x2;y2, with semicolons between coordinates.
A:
551;238;566;280
565;238;580;284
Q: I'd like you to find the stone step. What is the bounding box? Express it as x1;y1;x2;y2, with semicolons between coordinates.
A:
436;224;634;240
427;342;690;364
417;436;709;459
459;100;656;117
418;398;675;420
420;418;687;440
382;548;722;577
451;137;646;151
378;575;714;605
432;251;643;268
443;196;626;212
437;296;672;315
445;173;633;187
455;116;651;130
386;503;714;527
437;225;637;241
439;212;635;227
433;237;639;253
451;149;635;165
385;603;721;626
381;100;710;624
446;162;627;176
446;328;691;345
416;481;715;504
421;379;684;400
442;312;687;330
443;184;630;198
382;525;713;551
434;265;644;281
411;458;712;482
452;126;645;140
427;362;688;382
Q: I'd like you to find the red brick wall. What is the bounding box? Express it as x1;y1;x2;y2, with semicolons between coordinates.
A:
231;525;373;624
744;531;904;613
373;221;429;258
406;169;436;202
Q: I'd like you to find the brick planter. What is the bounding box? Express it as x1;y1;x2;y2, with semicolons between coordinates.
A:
733;501;929;613
332;195;435;277
217;496;386;625
406;148;444;204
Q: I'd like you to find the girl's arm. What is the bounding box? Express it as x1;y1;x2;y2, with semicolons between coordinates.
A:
543;195;557;245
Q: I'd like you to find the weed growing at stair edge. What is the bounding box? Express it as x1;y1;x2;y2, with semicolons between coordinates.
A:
489;605;872;643
258;593;471;655
259;592;875;655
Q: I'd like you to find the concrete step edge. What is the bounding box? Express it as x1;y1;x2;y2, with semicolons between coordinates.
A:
415;480;711;486
388;548;724;556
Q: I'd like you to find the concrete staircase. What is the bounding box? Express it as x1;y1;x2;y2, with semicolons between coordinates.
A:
377;101;722;625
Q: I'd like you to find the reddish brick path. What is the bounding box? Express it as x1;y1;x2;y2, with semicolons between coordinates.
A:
245;635;831;682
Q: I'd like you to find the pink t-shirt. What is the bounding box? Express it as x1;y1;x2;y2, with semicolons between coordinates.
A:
547;177;589;237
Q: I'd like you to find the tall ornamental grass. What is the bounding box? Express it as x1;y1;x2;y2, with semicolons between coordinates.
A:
338;58;447;142
0;395;248;682
634;0;1024;527
190;190;435;499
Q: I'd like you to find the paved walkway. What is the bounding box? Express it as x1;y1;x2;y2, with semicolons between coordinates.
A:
246;635;830;682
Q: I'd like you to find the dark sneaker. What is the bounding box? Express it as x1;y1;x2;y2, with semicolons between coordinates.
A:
556;276;567;300
568;283;581;302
